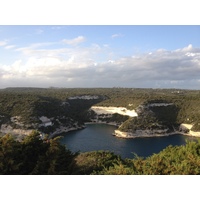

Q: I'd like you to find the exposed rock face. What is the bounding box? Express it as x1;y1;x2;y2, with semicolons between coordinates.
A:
179;123;192;133
37;115;85;138
114;123;200;139
88;103;181;139
88;106;135;126
48;124;85;139
1;97;199;140
179;123;200;137
147;103;174;107
0;114;85;140
114;129;170;138
1;124;33;135
116;101;180;138
113;101;200;138
0;116;36;140
91;106;138;117
11;116;24;127
0;124;34;141
68;95;100;100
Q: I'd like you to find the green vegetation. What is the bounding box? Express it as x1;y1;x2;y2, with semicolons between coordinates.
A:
119;100;180;132
98;139;200;175
0;131;76;175
1;87;200;174
1;87;200;136
119;113;163;132
1;132;200;175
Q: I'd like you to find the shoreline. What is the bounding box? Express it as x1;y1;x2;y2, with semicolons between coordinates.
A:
49;125;86;139
3;121;200;140
51;121;200;140
113;129;200;139
47;122;200;139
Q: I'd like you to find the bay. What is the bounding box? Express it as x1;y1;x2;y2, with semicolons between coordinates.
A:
60;123;197;159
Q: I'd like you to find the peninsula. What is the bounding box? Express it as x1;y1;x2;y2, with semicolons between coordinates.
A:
1;87;200;140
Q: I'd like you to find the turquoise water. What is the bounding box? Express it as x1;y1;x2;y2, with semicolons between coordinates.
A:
60;123;196;159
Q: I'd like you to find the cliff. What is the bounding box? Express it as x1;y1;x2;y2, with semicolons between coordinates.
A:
114;129;172;138
179;123;200;137
115;100;180;138
1;87;200;140
0;115;85;140
87;106;136;126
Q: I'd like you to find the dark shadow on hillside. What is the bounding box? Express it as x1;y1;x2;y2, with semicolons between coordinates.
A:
147;100;180;130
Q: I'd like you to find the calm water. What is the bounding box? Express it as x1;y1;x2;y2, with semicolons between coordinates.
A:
60;123;196;159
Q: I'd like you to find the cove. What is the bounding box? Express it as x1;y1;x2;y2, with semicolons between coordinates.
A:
59;123;196;159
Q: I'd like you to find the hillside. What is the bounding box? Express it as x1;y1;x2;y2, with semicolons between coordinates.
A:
1;87;200;139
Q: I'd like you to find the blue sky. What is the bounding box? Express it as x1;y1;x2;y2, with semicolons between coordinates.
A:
0;25;200;89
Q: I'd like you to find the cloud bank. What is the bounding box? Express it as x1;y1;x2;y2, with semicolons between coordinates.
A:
0;44;200;89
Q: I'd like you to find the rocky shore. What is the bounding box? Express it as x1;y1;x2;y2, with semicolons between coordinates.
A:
113;129;175;138
113;123;200;139
48;124;86;139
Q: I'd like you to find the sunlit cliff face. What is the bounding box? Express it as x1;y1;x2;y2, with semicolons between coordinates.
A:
91;106;138;117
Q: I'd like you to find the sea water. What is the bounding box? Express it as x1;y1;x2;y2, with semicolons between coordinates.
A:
60;123;196;159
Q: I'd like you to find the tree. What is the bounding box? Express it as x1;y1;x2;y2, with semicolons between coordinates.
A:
0;134;22;174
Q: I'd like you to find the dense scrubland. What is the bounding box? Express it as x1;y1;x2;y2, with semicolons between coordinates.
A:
1;87;200;131
1;131;200;175
1;87;200;174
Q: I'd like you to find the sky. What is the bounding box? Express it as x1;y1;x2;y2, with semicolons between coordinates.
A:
0;25;200;89
1;0;200;197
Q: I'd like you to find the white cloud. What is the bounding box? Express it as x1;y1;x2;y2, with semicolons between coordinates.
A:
183;44;193;51
62;36;86;46
111;33;123;39
15;42;58;56
1;44;200;89
108;59;114;63
4;45;16;50
0;40;7;46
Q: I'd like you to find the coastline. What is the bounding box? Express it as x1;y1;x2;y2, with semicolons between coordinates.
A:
2;121;200;141
50;122;200;140
49;125;86;139
113;129;200;139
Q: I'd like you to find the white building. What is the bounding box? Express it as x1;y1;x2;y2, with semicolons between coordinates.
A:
39;116;53;127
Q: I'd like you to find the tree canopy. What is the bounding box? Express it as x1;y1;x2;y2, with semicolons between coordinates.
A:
1;132;200;175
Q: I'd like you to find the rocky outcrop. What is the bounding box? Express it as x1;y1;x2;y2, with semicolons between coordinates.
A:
179;123;200;137
87;106;137;126
114;101;180;138
114;129;170;138
90;106;138;117
1;124;33;135
0;114;85;140
48;124;86;139
113;123;200;139
68;95;100;100
0;124;34;141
